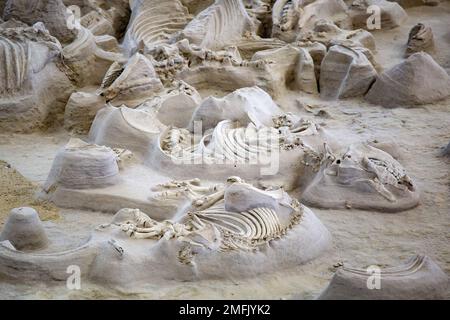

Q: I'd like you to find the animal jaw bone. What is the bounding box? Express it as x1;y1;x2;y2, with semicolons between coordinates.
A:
271;0;302;42
326;144;415;197
302;143;420;212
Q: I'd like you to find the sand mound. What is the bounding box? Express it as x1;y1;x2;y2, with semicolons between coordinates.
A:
0;160;59;226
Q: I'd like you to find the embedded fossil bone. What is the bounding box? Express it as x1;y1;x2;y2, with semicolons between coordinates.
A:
61;26;123;86
118;208;192;241
143;80;202;128
272;0;351;42
302;143;420;212
3;0;78;43
318;255;449;299
297;0;351;32
405;23;435;57
366;52;450;107
251;45;319;94
0;27;60;94
147;38;305;98
77;1;130;38
242;0;273;37
98;52;164;107
188;86;284;132
112;147;136;170
162;121;282;166
64;0;130;37
320;44;377;100
187;202;301;252
297;20;376;51
0;187;331;286
180;0;255;50
123;0;191;53
271;0;302;42
0;176;330;285
175;42;288;97
0;0;447;299
89;104;166;155
148;178;228;216
0;24;73;132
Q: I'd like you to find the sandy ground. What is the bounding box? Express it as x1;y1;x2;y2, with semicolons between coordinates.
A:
0;160;60;227
0;5;449;299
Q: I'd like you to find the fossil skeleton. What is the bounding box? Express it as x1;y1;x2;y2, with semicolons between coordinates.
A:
118;177;303;252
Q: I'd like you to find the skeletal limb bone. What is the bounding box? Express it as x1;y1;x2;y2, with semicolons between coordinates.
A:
118;209;191;240
152;177;245;211
152;179;224;203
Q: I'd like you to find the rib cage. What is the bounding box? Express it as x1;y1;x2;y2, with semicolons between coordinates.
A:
204;121;279;163
188;200;302;251
181;0;254;50
0;36;29;94
124;0;191;51
342;255;428;276
163;121;280;164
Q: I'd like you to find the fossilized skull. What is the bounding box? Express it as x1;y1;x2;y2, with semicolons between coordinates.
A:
302;143;419;212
